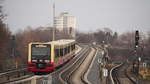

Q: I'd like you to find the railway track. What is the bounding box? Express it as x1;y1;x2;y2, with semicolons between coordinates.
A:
83;46;99;84
110;62;137;84
50;45;90;84
0;68;33;84
59;46;97;84
60;46;91;84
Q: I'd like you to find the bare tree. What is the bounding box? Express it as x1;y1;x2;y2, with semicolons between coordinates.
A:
118;32;134;48
0;2;11;70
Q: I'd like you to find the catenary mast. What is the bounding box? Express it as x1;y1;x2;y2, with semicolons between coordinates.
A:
52;3;55;41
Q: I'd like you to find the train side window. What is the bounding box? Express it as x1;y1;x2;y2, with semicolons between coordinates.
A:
55;49;60;57
66;46;68;54
67;46;69;54
72;44;74;50
58;49;60;57
70;45;72;52
74;44;75;50
65;47;67;55
68;46;70;53
71;44;75;50
60;48;63;56
71;45;74;51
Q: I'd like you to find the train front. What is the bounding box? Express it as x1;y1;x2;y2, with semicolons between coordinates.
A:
28;43;54;73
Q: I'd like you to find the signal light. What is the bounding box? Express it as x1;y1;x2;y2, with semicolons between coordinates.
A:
135;45;138;48
135;41;139;46
135;30;139;46
135;31;139;40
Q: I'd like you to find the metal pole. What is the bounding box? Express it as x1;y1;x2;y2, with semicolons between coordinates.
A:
53;3;55;41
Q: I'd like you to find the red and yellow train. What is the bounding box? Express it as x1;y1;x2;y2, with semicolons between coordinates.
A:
27;39;76;74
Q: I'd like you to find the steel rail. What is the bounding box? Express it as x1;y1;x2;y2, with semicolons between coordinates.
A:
110;63;123;84
110;62;137;84
81;46;98;84
59;46;90;84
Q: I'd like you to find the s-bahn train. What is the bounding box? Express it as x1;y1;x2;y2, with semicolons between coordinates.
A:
28;39;76;74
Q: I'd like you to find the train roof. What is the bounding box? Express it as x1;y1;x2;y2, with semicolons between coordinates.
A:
29;39;75;46
51;39;75;46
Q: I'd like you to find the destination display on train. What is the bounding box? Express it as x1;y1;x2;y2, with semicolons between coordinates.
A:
31;44;49;48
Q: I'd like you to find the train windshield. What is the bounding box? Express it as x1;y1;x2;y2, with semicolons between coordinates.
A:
31;44;50;61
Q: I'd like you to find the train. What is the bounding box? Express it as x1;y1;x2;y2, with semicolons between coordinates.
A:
27;39;76;74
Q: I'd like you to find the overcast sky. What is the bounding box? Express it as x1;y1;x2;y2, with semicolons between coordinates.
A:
3;0;150;34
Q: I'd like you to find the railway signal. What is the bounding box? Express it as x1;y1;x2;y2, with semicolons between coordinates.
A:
135;30;139;48
133;30;141;75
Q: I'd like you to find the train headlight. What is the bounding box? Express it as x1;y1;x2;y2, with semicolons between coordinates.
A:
39;59;43;62
45;60;50;63
32;60;37;62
